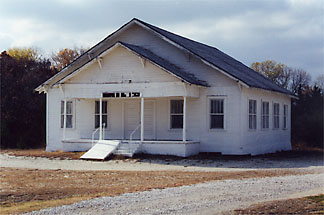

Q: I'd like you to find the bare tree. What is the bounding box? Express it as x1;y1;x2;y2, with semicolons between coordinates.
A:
290;68;311;94
314;74;324;90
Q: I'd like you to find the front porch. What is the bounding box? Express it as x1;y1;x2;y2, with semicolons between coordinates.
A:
58;81;202;157
63;139;200;157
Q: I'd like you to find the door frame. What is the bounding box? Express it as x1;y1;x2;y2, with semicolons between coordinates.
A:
122;99;156;140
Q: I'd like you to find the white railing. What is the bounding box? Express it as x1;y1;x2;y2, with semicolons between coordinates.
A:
129;123;141;153
91;123;106;147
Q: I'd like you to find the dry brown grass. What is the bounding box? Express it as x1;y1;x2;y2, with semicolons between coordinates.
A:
0;149;85;160
1;147;323;162
0;167;312;214
234;194;324;215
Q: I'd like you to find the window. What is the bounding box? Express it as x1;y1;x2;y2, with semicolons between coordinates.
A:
170;100;183;129
273;103;280;129
95;101;108;128
248;100;257;129
61;101;73;128
210;99;224;129
283;104;288;129
261;101;269;129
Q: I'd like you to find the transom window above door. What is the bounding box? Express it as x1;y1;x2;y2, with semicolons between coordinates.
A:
95;101;108;128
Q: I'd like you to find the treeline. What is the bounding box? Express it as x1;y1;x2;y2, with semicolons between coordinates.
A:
1;47;84;148
252;60;323;148
0;49;323;149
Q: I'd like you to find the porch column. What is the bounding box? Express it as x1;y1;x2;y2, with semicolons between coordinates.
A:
140;97;144;142
183;96;187;142
99;97;103;140
63;99;67;140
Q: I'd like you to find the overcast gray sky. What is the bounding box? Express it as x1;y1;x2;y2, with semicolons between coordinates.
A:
0;0;323;78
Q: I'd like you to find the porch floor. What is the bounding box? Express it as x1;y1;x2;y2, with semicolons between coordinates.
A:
62;138;199;144
62;138;200;157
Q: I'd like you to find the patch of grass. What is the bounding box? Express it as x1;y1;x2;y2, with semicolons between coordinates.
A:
307;194;324;203
0;195;93;215
234;194;324;215
0;149;85;160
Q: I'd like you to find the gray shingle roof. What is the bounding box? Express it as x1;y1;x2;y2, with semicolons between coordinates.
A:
120;42;208;86
135;19;292;95
37;18;292;96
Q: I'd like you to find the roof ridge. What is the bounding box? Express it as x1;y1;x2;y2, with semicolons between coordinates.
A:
134;18;291;95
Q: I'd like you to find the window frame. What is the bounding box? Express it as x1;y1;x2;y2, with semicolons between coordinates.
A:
283;104;288;130
208;97;226;131
248;99;257;130
60;100;75;129
169;99;184;129
94;100;109;130
261;101;270;130
273;102;280;129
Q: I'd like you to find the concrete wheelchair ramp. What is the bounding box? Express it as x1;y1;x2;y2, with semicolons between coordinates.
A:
80;140;120;160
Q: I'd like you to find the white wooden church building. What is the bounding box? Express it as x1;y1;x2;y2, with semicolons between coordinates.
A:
36;18;293;157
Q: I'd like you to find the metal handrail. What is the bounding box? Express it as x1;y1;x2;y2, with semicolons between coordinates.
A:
91;123;106;147
129;123;141;152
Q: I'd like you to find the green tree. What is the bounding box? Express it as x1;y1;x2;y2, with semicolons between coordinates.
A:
0;51;57;149
292;85;323;148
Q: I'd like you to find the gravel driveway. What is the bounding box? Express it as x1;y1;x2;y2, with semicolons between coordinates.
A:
1;153;323;214
1;153;323;172
26;173;324;215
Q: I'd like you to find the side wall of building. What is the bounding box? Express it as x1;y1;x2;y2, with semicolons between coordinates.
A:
239;87;292;155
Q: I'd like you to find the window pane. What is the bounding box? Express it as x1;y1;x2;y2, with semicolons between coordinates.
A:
252;115;256;129
61;115;64;128
210;115;224;129
211;99;224;114
171;100;183;114
66;115;72;128
102;101;108;114
102;115;108;128
66;101;72;114
249;115;252;129
95;101;99;114
61;101;64;114
171;115;183;128
95;115;99;128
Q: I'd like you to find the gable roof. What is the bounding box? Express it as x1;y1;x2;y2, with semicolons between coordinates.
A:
135;19;291;95
36;18;292;95
120;42;207;86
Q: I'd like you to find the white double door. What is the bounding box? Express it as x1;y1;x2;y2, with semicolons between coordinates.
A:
124;100;155;140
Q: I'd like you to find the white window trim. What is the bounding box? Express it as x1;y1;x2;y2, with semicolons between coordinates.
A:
248;99;257;130
283;104;288;130
94;100;110;131
168;98;184;130
261;100;270;130
60;99;76;129
207;96;227;131
273;102;280;130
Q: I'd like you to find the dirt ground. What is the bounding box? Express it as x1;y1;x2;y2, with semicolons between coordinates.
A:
1;147;323;161
0;167;317;214
234;194;324;215
1;148;323;214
